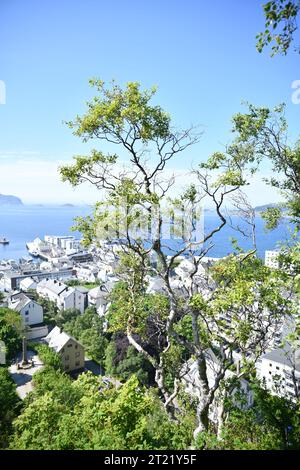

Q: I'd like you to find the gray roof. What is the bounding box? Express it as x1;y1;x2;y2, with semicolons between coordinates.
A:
9;292;31;312
38;279;68;296
88;285;109;299
45;326;83;353
75;286;89;294
262;347;300;372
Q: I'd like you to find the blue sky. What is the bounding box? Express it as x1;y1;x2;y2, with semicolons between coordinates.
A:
0;0;299;204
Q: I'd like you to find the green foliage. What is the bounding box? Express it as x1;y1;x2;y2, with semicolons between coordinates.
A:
35;344;62;370
105;341;154;386
0;308;22;360
256;0;300;55
55;308;81;328
195;380;300;450
60;80;172;198
261;206;283;230
10;374;191;450
210;103;299;230
65;80;171;142
29;365;83;408
190;253;294;353
63;307;108;363
252;382;300;449
66;279;101;289
196;409;283;450
36;296;59;325
108;281;169;339
61;150;118;187
0;367;21;448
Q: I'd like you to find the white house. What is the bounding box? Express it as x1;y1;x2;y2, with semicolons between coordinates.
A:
8;292;43;327
44;235;75;248
37;279;87;313
88;285;110;316
75;264;99;283
265;250;280;269
257;346;300;402
19;277;37;292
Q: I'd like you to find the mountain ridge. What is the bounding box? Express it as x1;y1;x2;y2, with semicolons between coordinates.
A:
0;193;23;205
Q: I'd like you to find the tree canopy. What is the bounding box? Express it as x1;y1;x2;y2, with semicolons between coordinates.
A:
257;1;300;55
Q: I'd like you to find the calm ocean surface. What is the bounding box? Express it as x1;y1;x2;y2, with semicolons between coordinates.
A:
0;205;294;261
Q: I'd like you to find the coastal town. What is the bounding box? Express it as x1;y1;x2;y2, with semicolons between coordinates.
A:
1;0;300;454
0;234;298;415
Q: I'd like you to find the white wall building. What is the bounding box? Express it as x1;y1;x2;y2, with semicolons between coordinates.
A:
44;235;74;247
265;250;280;269
88;285;110;316
75;265;99;283
8;292;43;327
37;279;87;313
257;346;300;402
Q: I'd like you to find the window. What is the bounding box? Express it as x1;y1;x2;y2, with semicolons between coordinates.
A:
75;351;80;358
25;311;29;316
75;345;78;349
276;366;280;370
75;361;80;367
269;363;273;367
65;365;69;370
67;344;73;348
65;355;69;361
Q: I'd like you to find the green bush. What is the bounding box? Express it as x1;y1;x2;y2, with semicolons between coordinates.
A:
0;367;22;448
35;344;62;370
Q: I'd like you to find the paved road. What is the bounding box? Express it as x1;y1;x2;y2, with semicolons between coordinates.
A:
85;358;104;375
9;350;44;399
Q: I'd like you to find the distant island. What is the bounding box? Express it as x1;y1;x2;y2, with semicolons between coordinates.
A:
61;203;75;207
0;193;23;205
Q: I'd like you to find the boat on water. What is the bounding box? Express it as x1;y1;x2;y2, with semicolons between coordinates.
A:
0;237;9;245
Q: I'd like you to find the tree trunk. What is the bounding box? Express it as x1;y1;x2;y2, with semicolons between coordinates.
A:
217;399;225;440
193;400;210;440
155;365;169;403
